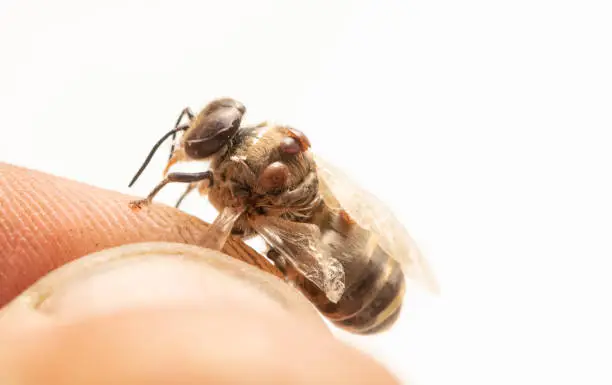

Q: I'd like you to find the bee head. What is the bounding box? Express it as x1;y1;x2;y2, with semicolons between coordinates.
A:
183;98;246;159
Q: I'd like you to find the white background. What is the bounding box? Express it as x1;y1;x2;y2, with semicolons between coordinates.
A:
1;0;611;384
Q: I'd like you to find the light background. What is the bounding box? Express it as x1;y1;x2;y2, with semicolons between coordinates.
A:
1;0;611;384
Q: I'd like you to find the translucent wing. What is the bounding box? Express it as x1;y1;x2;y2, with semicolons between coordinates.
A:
249;215;346;303
313;154;440;294
201;206;245;251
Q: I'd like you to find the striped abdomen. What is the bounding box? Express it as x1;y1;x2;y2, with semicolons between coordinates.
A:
272;206;406;334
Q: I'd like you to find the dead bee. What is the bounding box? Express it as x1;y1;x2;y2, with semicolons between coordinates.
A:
127;97;438;334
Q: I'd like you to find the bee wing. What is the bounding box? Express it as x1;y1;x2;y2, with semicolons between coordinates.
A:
249;215;346;303
201;206;245;251
313;154;440;294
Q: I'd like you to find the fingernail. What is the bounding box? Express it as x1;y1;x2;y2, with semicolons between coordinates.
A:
2;242;322;326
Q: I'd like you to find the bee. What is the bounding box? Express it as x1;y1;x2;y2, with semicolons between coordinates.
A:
128;97;438;334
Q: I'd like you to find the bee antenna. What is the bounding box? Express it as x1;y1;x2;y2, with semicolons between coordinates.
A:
128;125;188;188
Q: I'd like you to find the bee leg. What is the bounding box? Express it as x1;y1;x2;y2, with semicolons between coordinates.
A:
129;171;213;211
174;180;209;208
174;183;196;208
169;107;195;160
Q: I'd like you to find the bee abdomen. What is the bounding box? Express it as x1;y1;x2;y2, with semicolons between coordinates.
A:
290;244;406;335
334;255;405;334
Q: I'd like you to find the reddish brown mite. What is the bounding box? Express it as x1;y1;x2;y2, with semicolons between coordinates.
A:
127;97;438;334
258;161;290;191
282;127;311;153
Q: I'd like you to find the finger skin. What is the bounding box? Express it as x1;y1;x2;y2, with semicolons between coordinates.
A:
0;236;400;384
1;308;399;385
0;162;281;307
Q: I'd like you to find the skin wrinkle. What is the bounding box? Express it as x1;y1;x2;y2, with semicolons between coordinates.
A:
2;168;79;299
0;173;43;300
19;167;92;269
69;186;115;247
66;185;132;248
225;240;258;268
2;178;36;258
19;173;77;268
4;182;54;285
0;162;281;306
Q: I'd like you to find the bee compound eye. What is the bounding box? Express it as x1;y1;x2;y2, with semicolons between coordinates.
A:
258;161;290;191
